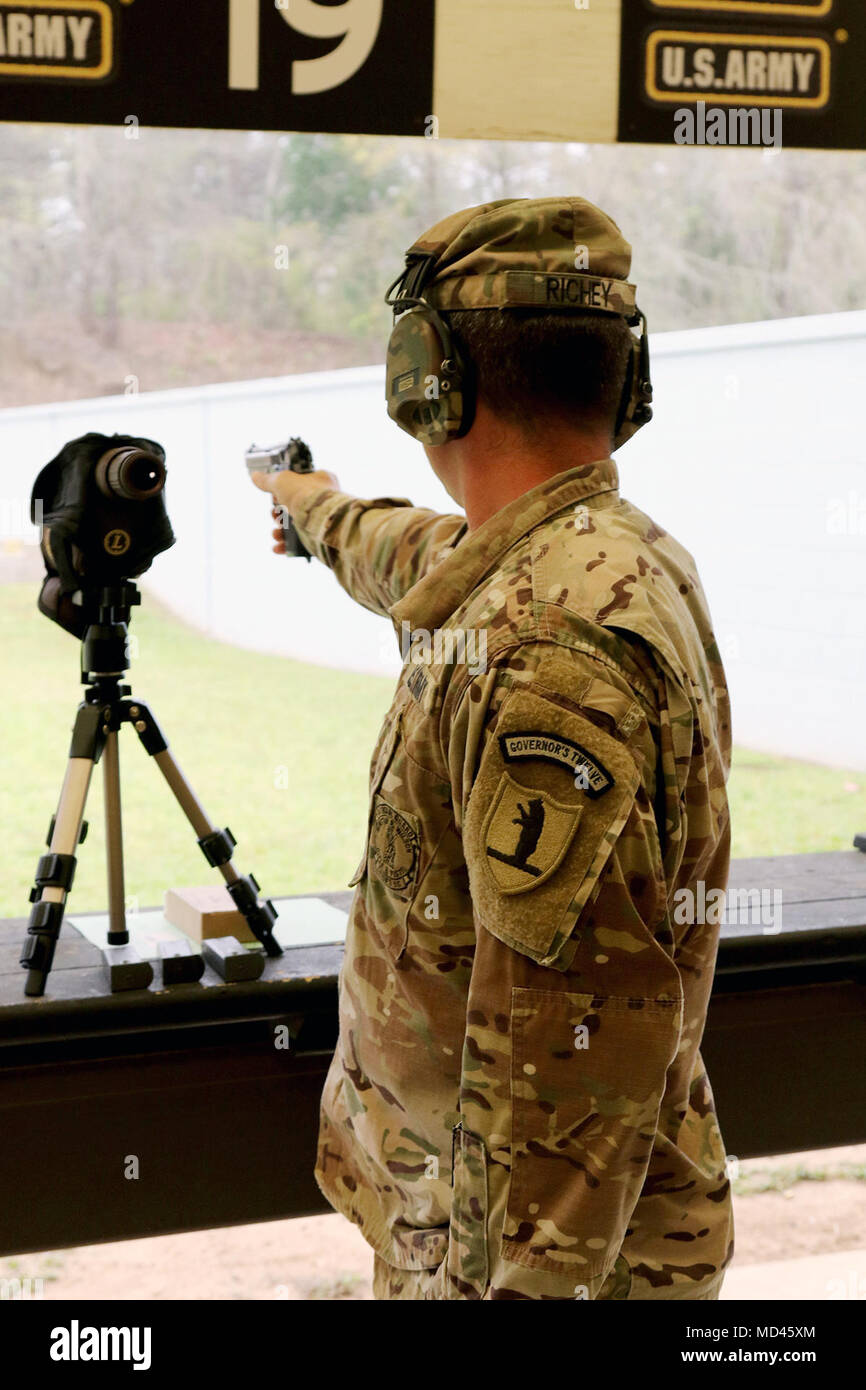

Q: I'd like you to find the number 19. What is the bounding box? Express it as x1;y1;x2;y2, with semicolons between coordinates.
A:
229;0;383;96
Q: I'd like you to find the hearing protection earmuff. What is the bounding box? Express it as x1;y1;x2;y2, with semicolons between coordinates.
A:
384;253;474;447
614;309;654;448
384;250;652;451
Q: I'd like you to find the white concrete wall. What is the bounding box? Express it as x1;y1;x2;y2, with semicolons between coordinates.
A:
1;310;864;769
617;312;866;773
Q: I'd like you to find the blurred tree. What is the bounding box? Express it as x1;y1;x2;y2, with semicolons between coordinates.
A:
0;124;862;406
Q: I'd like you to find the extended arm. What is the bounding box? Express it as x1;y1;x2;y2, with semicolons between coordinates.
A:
255;470;466;618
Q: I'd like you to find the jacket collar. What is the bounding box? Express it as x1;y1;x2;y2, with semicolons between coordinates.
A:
390;457;620;632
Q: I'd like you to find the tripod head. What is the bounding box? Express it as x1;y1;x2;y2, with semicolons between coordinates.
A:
79;581;141;690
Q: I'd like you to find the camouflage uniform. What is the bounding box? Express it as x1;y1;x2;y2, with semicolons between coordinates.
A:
291;460;734;1300
288;197;733;1300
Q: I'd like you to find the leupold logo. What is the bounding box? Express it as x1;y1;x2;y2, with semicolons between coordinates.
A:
0;1;114;81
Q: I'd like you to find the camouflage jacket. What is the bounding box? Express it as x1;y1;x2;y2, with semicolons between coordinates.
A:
291;457;734;1300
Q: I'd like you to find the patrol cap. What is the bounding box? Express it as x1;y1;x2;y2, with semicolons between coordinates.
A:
405;197;638;321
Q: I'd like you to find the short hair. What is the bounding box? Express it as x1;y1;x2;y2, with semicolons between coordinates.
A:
444;308;634;436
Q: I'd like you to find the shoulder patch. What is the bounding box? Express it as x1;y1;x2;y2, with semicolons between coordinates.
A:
464;687;641;969
498;730;614;797
484;773;582;894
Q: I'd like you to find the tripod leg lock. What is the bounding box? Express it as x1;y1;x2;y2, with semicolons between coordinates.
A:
46;814;88;847
20;899;65;971
28;852;77;903
226;876;282;957
197;827;237;868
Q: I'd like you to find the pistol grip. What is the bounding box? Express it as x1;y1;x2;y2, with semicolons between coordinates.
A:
282;514;311;561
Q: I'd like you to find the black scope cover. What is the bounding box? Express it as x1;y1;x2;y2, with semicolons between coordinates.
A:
31;432;176;636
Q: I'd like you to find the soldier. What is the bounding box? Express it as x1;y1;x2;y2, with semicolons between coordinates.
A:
251;197;734;1300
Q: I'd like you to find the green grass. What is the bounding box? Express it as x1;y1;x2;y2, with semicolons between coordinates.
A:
733;1162;866;1196
0;583;393;916
1;582;863;916
727;748;864;857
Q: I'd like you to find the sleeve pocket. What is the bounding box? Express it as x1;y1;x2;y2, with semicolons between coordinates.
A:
503;987;683;1282
463;689;641;969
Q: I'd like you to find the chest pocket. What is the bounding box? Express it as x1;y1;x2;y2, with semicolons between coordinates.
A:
348;704;406;887
349;695;459;962
348;699;423;960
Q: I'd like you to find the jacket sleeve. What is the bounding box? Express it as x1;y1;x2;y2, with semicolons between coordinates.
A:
435;644;685;1300
289;487;467;619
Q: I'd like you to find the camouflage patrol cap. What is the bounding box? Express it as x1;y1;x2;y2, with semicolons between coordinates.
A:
407;197;638;321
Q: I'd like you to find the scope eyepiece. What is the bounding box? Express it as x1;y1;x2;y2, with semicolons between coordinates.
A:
95;447;166;502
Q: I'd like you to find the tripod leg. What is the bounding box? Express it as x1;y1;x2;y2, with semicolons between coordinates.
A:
103;730;129;946
124;701;282;957
22;750;96;997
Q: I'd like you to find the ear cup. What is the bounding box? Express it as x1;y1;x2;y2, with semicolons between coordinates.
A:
613;336;637;449
386;306;473;446
613;326;652;450
446;330;475;439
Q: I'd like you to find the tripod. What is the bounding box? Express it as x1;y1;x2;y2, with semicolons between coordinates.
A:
21;580;282;997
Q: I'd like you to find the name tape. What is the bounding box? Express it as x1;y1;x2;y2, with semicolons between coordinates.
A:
427;272;637;317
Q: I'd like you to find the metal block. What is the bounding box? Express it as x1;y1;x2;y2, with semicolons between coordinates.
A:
101;945;154;993
158;938;204;986
202;936;265;983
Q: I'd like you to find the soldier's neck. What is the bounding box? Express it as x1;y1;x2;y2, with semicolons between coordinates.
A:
424;401;613;532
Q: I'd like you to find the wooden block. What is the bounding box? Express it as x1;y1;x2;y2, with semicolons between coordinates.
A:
163;885;257;943
201;936;265;983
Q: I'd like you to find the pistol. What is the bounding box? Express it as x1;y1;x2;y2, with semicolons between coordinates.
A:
245;436;314;560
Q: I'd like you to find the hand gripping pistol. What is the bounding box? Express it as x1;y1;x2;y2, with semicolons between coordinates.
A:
245;436;315;560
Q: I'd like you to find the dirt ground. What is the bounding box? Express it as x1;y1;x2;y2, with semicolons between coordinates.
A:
2;1145;864;1301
